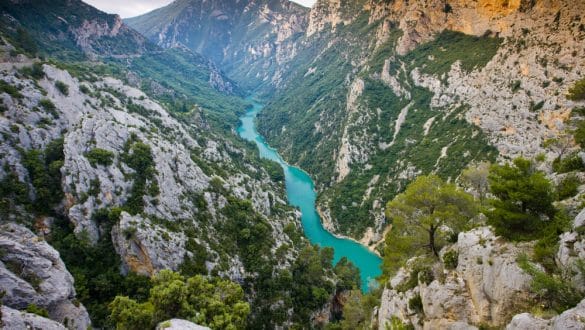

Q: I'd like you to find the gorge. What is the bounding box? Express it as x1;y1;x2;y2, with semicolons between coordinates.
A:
238;97;382;292
0;0;584;329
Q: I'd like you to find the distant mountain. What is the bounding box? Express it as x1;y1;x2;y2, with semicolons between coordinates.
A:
0;0;155;59
126;0;309;90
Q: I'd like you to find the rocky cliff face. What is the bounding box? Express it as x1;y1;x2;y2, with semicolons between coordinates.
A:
257;0;585;243
126;0;309;90
377;227;533;329
0;223;91;329
0;0;154;59
0;47;297;280
375;208;585;330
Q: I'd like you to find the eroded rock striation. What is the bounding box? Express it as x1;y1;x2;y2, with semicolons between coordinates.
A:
0;223;90;329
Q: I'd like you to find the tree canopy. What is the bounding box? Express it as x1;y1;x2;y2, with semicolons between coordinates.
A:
486;158;556;240
382;175;476;276
109;270;250;330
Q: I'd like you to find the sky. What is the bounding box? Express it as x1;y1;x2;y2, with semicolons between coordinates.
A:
84;0;316;18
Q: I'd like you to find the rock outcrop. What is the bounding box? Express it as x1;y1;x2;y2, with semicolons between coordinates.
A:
0;223;90;330
507;298;585;330
126;0;309;89
1;306;66;330
0;55;297;280
155;319;211;330
377;227;533;329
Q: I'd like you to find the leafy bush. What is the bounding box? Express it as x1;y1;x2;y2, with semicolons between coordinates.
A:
109;270;250;330
443;250;459;269
20;62;45;80
518;255;584;313
567;78;585;101
0;80;23;99
85;148;115;167
556;174;580;200
408;294;424;314
552;152;584;173
487;158;556;241
25;304;49;317
395;261;434;293
121;135;157;215
38;98;59;118
49;213;151;328
21;138;64;214
54;80;69;96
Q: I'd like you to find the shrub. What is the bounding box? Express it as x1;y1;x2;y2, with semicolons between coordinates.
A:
109;270;250;330
0;80;23;99
408;294;424;314
518;255;584;313
20;62;45;80
79;84;90;94
487;158;556;241
552;152;584;173
85;148;115;167
443;250;459;269
55;81;69;96
556;174;580;200
567;78;585;101
38;98;59;118
26;304;49;317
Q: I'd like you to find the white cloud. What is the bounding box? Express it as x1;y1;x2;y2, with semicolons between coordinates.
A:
83;0;316;18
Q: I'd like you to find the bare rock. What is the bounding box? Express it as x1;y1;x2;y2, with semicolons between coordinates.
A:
0;223;90;330
155;319;211;330
378;227;532;329
1;305;66;330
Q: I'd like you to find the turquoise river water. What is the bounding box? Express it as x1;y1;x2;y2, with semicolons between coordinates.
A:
237;99;382;292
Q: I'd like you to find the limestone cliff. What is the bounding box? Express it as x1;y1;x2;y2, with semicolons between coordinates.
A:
0;48;297;280
258;0;585;244
126;0;309;90
0;223;91;329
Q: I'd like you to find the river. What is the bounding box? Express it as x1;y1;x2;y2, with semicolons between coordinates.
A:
237;99;382;292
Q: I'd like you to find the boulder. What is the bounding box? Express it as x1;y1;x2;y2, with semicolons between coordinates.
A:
1;305;66;330
0;223;90;330
155;319;211;330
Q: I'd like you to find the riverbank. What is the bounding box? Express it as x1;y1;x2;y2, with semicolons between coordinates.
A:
238;97;382;291
316;206;385;258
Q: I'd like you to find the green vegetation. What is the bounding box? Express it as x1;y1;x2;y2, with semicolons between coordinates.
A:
49;210;151;328
20;138;64;214
25;304;49;318
442;250;459;270
328;289;381;330
567;77;585;101
518;255;584;313
460;162;490;205
382;176;476;278
386;175;476;257
552;152;584;173
19;62;45;80
121;48;246;132
402;30;502;77
85;148;115;167
486;158;556;241
556;174;580;200
54;80;69;96
121;134;157;215
109;270;250;330
0;79;23;99
38;99;59;118
15;27;37;56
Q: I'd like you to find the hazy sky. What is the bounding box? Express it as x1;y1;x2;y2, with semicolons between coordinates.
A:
84;0;316;18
